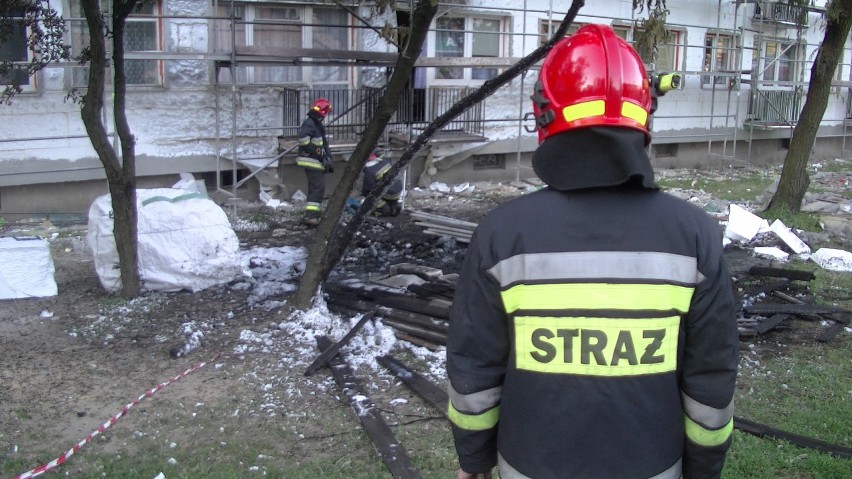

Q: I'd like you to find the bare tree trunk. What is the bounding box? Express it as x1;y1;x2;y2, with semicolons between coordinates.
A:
286;0;439;312
766;0;852;214
286;0;586;314
81;0;141;298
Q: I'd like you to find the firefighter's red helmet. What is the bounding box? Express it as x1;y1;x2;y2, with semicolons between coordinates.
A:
531;24;652;144
312;98;332;117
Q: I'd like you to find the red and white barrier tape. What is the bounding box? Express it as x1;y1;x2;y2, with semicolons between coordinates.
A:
14;352;221;479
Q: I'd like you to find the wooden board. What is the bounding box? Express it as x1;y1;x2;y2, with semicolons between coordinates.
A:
316;336;422;478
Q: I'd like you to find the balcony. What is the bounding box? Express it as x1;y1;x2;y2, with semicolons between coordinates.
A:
752;1;808;28
280;87;485;148
745;88;804;129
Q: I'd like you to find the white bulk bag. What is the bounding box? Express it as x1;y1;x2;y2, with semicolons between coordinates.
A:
87;188;250;292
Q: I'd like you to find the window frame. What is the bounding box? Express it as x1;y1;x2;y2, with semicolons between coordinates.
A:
67;0;164;89
0;8;37;93
214;2;351;88
538;19;584;47
428;14;507;86
702;31;739;90
612;24;684;74
759;37;801;87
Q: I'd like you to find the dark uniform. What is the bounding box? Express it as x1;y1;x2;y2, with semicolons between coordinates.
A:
362;153;403;217
447;24;737;479
447;128;738;479
296;104;332;224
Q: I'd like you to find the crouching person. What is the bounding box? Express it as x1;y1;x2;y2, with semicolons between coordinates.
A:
362;151;403;217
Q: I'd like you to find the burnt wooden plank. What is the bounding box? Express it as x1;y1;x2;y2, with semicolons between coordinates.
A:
736;279;791;313
327;283;452;319
316;336;422;479
326;295;449;333
304;309;377;376
744;303;851;315
748;266;816;281
381;319;447;346
753;314;791;335
392;332;443;351
816;322;847;343
378;355;449;418
734;416;852;459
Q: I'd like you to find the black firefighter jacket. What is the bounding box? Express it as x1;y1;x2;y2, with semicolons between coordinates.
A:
446;184;738;479
296;111;332;172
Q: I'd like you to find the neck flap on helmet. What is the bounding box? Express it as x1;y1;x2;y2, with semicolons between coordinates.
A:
532;127;657;192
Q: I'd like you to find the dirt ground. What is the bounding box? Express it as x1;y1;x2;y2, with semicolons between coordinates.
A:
0;176;848;478
0;184;522;478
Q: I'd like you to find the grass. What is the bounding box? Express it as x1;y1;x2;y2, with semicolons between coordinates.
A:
656;170;778;203
729;330;852;479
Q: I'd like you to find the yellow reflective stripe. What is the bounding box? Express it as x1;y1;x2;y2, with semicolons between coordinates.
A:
448;401;500;431
622;101;649;125
298;136;311;145
562;100;605;122
685;414;733;447
501;283;694;314
296;157;325;170
310;137;324;146
375;164;391;179
514;316;679;376
305;203;321;212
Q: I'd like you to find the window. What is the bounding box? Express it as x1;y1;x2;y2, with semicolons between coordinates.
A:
0;8;35;92
432;15;505;83
214;3;349;86
613;25;682;72
538;19;584;47
69;2;163;87
703;33;737;88
761;39;799;84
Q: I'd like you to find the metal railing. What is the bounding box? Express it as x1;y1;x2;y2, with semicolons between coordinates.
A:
746;88;803;126
847;89;852;119
281;86;484;143
753;1;807;26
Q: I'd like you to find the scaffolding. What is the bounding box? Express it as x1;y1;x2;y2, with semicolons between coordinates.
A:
2;0;851;204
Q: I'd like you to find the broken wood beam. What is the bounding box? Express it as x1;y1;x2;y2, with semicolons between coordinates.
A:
381;318;447;346
748;266;816;281
316;336;423;478
304;308;377;376
743;303;851;316
752;314;790;335
392;332;444;351
327;283;452;319
326;294;449;334
378;355;449;418
734;416;852;459
324;302;448;348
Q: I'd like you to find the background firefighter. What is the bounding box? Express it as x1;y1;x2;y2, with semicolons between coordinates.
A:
296;98;333;226
446;24;738;479
361;151;403;217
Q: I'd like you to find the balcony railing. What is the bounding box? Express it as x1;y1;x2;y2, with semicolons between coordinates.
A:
753;1;808;27
847;89;852;120
281;87;484;144
746;88;803;127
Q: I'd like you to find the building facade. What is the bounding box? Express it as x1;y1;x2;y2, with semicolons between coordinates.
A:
0;0;850;218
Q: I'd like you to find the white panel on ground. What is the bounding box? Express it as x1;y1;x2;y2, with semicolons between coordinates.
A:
0;236;58;299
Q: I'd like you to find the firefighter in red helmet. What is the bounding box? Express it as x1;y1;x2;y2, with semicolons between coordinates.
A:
447;24;737;479
296;98;333;226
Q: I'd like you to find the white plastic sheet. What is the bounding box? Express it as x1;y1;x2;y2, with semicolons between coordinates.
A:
87;188;250;292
